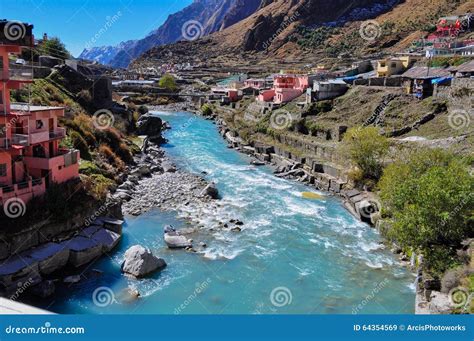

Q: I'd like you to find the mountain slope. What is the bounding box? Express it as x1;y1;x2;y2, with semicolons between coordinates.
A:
80;0;261;67
132;0;473;69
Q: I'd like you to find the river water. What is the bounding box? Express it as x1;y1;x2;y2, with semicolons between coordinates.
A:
47;111;414;314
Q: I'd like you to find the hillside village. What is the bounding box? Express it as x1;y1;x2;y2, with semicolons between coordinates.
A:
0;2;472;316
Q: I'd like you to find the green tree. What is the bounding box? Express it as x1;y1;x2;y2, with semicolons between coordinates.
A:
339;127;390;180
201;103;213;116
159;74;177;91
379;149;473;273
38;37;71;60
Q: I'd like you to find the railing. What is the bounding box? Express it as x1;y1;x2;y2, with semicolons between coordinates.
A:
29;130;50;144
49;127;66;139
0;65;34;82
11;134;29;146
0;178;44;198
23;149;79;170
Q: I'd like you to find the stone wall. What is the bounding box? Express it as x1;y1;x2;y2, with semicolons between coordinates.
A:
0;201;122;261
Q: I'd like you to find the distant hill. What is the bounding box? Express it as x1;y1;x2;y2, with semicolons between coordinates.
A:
79;0;261;68
131;0;474;70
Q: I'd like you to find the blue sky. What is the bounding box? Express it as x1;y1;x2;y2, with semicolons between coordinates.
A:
0;0;193;57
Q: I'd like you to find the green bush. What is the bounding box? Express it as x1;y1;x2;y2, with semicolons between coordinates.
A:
79;160;105;176
80;174;114;200
339;127;390;180
379;149;473;274
138;105;148;115
70;131;92;160
159;74;177;91
201;104;213;116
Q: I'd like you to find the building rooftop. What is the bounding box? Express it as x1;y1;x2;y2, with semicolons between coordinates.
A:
401;67;451;79
10;103;64;112
448;59;474;73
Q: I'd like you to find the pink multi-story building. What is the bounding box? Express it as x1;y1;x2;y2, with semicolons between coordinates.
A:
0;21;79;206
257;74;309;104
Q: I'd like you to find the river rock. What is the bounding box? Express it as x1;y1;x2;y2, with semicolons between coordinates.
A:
164;233;193;249
162;162;176;173
136;114;163;136
121;245;167;278
201;182;219;199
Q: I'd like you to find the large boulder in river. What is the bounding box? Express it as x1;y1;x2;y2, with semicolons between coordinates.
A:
164;233;193;249
201;182;219;199
136;114;164;138
121;245;166;278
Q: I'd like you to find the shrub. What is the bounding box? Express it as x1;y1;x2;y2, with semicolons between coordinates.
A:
70;131;92;160
80;174;114;200
441;267;468;293
99;144;124;171
159;74;177;90
339;127;390;180
201;104;213;116
79;160;105;176
138;105;148;115
379;148;473;275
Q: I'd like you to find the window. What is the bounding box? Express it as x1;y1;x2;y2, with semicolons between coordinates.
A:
36;120;44;129
0;164;7;177
391;63;397;68
0;124;5;138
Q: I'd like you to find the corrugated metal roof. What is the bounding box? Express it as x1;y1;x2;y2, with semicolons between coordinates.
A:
401;67;451;79
449;59;474;73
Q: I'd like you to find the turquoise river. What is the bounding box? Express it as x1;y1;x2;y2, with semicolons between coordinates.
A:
45;111;415;314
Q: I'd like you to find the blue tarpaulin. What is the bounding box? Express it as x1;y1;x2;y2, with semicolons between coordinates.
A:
431;77;452;84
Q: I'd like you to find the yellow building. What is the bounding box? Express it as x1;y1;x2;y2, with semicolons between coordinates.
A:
376;56;419;77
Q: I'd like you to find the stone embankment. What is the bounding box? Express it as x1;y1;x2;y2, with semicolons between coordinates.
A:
0;217;123;299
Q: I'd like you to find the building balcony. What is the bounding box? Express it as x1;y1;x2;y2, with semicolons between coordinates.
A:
0;177;45;206
23;149;79;171
11;134;29;146
7;128;67;147
49;127;66;139
0;65;34;82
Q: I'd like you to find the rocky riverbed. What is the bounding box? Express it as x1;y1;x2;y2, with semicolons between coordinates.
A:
116;116;244;242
